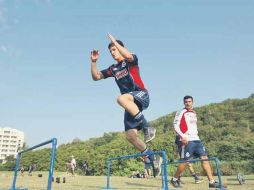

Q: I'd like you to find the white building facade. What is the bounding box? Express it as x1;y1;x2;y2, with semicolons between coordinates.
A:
0;127;24;163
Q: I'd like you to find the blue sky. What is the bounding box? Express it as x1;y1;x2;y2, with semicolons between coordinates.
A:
0;0;253;146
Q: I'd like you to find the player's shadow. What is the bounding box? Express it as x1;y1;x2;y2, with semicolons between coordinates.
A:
125;182;158;188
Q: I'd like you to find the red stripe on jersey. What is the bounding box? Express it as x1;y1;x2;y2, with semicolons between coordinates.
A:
129;65;145;89
180;113;188;133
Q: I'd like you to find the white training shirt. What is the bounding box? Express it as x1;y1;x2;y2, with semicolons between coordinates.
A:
71;158;76;168
173;108;200;141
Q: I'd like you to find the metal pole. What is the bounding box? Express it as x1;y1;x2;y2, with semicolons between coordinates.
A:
47;138;57;190
161;151;169;190
106;159;111;189
106;151;167;190
10;138;57;190
11;153;21;190
161;162;164;190
215;158;223;190
168;157;224;190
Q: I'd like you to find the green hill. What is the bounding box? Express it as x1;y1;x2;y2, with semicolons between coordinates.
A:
1;94;254;176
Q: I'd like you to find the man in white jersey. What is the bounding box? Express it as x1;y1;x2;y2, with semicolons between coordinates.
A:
170;95;219;188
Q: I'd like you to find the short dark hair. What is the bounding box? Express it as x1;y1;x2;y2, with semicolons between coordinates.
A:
183;95;193;102
108;40;124;49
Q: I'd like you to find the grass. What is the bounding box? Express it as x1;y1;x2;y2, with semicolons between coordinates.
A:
0;171;253;190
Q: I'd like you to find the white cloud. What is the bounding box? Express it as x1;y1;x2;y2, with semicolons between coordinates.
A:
0;44;21;57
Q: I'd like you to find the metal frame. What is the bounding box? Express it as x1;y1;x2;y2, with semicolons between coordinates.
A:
168;157;224;190
105;151;169;190
11;138;57;190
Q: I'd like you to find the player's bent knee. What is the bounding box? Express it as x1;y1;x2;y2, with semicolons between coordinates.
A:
117;95;125;105
117;94;133;105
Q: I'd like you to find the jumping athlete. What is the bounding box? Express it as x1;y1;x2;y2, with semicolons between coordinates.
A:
170;95;220;188
90;33;160;176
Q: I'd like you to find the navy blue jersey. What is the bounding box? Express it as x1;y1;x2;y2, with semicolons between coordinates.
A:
101;54;146;94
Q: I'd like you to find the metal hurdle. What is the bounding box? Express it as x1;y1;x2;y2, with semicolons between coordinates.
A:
11;138;57;190
168;157;226;190
105;151;169;190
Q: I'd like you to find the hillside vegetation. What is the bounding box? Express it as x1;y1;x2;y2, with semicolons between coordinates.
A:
1;94;254;176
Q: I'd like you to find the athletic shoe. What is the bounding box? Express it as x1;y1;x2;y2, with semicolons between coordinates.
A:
209;181;220;188
144;127;156;143
170;178;181;188
144;150;161;177
195;176;204;184
153;155;162;177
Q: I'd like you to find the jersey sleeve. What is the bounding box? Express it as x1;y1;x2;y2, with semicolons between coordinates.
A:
100;65;113;79
126;54;138;66
173;110;188;140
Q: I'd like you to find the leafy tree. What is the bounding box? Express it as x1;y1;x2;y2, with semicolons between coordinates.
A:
6;94;253;176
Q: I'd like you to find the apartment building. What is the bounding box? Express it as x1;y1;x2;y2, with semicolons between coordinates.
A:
0;127;24;163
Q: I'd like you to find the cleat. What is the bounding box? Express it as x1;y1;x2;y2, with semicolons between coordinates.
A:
170;178;181;188
152;155;162;177
144;127;156;143
144;150;161;177
195;176;204;184
209;181;220;188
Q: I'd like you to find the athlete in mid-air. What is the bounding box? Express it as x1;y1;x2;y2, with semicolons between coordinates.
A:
90;33;160;176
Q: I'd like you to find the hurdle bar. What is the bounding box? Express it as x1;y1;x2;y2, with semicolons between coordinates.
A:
11;138;57;190
105;151;169;190
168;157;225;190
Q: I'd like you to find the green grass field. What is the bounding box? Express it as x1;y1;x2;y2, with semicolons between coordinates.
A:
0;171;253;190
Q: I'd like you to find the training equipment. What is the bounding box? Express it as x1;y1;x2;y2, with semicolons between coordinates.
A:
169;157;227;190
105;151;169;190
56;177;61;183
11;138;57;190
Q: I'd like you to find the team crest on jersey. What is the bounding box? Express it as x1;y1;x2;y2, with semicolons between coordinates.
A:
121;62;126;67
115;68;128;80
185;152;190;158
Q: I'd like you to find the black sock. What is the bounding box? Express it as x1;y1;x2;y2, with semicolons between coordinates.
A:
191;172;197;178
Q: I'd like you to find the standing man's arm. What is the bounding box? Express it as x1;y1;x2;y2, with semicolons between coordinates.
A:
91;49;104;81
173;111;188;145
108;33;134;62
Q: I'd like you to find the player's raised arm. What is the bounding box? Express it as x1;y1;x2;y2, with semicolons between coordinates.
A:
90;50;104;81
107;33;134;62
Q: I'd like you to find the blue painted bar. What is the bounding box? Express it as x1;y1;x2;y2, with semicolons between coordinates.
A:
215;158;223;190
168;157;225;190
106;160;111;189
106;151;169;190
11;153;21;190
161;151;169;190
10;138;57;190
47;138;57;190
168;157;218;164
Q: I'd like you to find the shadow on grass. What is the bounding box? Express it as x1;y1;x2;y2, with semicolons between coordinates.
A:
125;182;159;188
